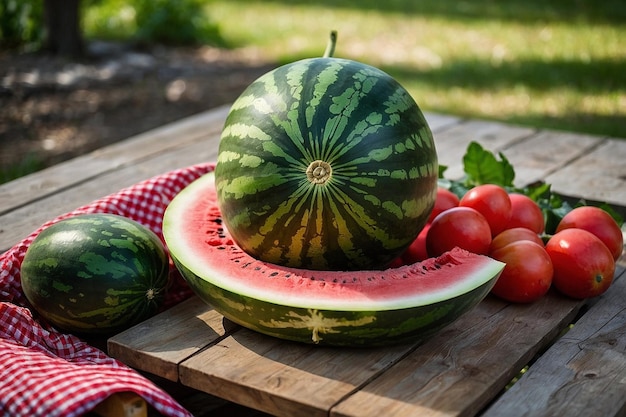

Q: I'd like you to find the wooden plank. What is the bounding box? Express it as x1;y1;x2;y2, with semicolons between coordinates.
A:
481;256;626;417
433;119;535;180
423;112;463;133
435;122;611;189
108;297;230;381
545;138;626;207
330;292;585;417
179;329;417;417
0;105;229;216
0;137;220;252
499;130;605;188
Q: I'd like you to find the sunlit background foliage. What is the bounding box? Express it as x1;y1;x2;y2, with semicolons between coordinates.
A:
2;0;625;138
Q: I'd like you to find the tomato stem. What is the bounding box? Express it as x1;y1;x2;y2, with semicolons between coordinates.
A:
323;30;338;58
540;233;553;245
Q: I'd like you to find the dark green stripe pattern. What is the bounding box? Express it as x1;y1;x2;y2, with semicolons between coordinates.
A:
216;57;438;271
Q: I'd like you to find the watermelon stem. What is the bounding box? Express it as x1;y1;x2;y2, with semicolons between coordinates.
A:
323;30;338;58
306;160;332;184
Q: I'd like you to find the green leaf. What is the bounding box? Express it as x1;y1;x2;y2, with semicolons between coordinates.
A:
449;181;470;199
498;153;516;186
519;182;552;201
462;141;515;187
438;164;448;179
538;193;573;235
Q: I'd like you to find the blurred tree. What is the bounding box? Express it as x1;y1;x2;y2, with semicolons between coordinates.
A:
2;0;221;55
43;0;84;56
0;0;44;49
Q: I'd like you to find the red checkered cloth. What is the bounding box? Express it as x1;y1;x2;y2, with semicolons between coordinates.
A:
0;162;216;417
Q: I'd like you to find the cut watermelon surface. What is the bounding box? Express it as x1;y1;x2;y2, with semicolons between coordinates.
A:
163;172;504;346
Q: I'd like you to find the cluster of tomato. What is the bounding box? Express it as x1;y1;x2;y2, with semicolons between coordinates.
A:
399;184;623;303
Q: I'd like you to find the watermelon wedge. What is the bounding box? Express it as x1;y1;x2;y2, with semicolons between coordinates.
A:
163;172;504;346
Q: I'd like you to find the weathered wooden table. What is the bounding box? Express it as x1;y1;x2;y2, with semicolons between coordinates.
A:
2;105;625;417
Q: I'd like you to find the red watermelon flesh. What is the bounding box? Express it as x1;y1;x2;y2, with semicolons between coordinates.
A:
163;172;504;346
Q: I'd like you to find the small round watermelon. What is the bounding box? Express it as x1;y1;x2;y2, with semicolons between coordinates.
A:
20;213;170;336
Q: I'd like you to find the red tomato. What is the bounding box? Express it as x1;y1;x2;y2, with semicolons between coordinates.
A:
506;193;545;234
426;207;492;257
459;184;511;236
556;206;624;261
401;223;431;264
545;228;615;299
388;256;406;268
490;241;553;303
490;227;544;253
428;188;460;223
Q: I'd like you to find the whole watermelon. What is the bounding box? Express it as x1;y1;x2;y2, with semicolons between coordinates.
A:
215;56;438;270
20;213;170;336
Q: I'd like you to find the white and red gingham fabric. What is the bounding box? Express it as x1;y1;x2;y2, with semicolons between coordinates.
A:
0;162;216;417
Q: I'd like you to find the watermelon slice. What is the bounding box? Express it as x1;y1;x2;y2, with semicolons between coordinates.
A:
163;172;504;346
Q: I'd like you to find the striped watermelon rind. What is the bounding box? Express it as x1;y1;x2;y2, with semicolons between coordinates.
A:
215;57;438;271
20;214;170;336
163;172;505;346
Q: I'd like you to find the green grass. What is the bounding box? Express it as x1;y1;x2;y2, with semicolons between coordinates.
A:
191;0;625;138
5;1;616;184
0;153;45;184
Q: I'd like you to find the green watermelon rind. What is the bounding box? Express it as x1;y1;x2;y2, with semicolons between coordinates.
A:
163;172;505;346
172;255;495;346
20;213;170;336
